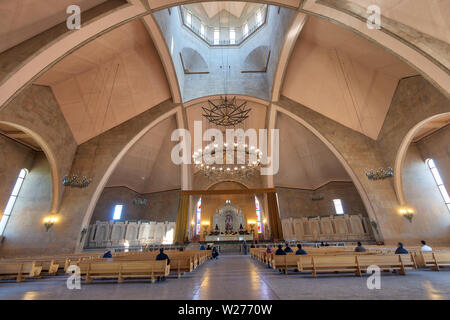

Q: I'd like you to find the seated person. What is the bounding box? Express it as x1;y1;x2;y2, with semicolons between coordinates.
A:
395;242;408;254
354;241;366;252
295;244;307;255
200;244;206;250
266;245;273;254
102;250;112;258
420;240;432;252
275;245;286;255
320;241;325;247
156;248;171;265
155;248;170;281
206;245;211;250
284;243;293;253
212;247;219;259
250;242;256;248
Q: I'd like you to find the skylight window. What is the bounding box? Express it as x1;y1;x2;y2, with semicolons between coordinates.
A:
200;24;205;38
243;23;248;37
214;29;219;45
256;11;262;24
186;12;192;27
229;29;235;44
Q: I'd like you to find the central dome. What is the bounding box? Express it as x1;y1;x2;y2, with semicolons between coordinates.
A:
181;2;267;46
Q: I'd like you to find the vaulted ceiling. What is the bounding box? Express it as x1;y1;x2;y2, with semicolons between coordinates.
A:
0;0;108;54
106;115;180;194
282;16;418;140
274;112;350;189
16;1;443;194
34;19;170;144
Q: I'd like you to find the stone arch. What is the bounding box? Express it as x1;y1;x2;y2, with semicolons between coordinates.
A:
272;104;382;241
242;45;271;72
0;121;59;214
394;112;450;205
76;106;183;249
180;47;209;73
206;180;250;190
2;0;448;113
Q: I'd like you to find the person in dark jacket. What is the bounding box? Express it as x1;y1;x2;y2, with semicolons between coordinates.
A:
212;247;219;260
200;244;206;250
275;245;286;255
156;248;170;281
275;245;286;273
354;241;366;252
102;250;112;258
395;242;408;254
284;243;293;253
266;246;273;268
295;244;307;255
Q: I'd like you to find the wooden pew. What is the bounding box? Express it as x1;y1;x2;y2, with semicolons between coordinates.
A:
356;254;416;275
271;255;301;274
419;252;450;271
82;260;170;283
0;262;42;282
297;256;359;277
105;254;194;278
0;258;59;275
295;254;416;277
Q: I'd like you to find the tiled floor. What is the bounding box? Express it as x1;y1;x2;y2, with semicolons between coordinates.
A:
0;255;449;300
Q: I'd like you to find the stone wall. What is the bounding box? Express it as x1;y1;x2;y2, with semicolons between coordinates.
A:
0;153;53;257
0;85;77;257
0;136;35;218
0;85;78;212
277;76;450;245
416;125;450;191
401;144;450;244
90;187;180;223
276;181;368;219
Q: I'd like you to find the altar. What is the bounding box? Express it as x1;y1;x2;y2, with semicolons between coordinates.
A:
205;234;254;242
205;202;254;242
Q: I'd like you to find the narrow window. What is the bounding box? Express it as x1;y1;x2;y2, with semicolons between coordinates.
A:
0;169;27;236
229;29;235;44
195;198;202;234
186;12;192;27
214;29;220;45
255;196;263;233
427;159;450;211
333;199;344;215
243;23;249;37
113;204;123;220
200;24;205;38
256;11;262;24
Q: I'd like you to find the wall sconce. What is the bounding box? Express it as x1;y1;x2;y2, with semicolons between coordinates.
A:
201;221;210;235
248;220;256;233
399;208;414;223
43;215;59;231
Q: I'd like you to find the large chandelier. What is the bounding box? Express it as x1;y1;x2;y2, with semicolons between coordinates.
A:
193;143;262;179
202;96;251;127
